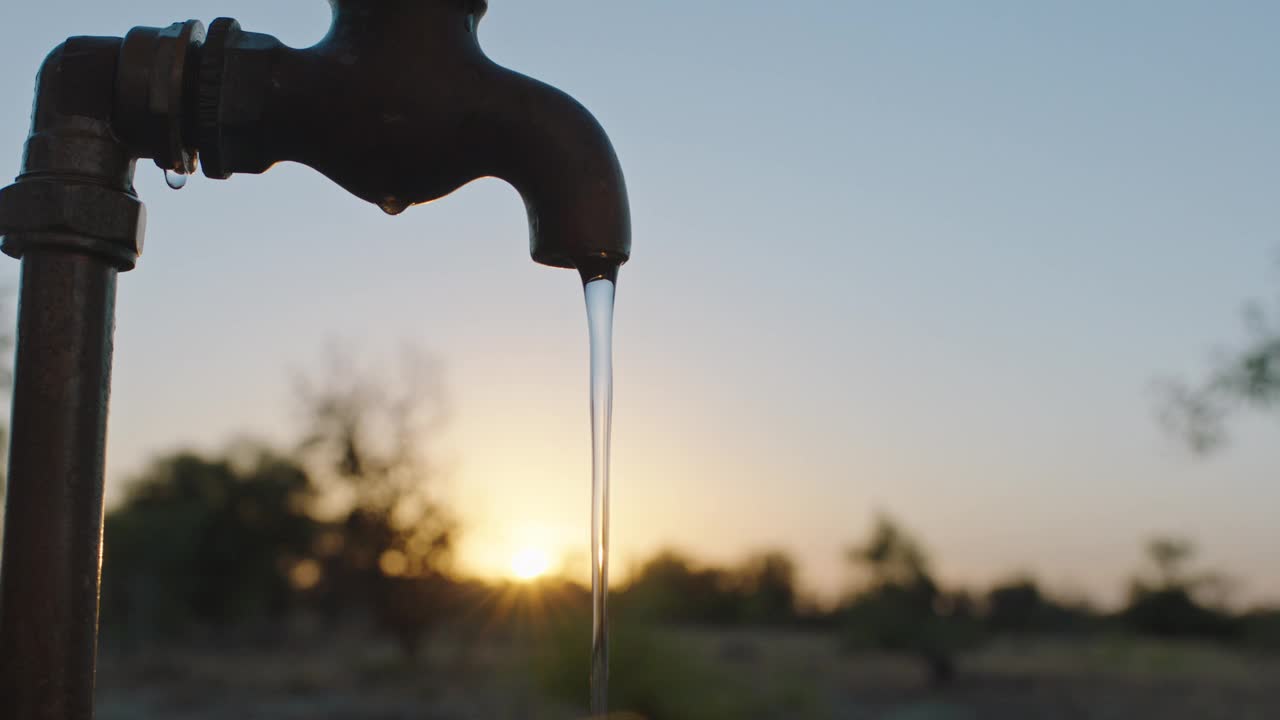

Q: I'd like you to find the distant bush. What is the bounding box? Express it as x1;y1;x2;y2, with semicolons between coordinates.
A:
534;609;823;720
1240;609;1280;652
735;552;798;625
535;613;753;720
1123;587;1238;640
984;577;1094;634
839;515;983;685
618;549;798;627
620;551;743;625
101;446;317;636
1121;537;1238;640
842;583;983;685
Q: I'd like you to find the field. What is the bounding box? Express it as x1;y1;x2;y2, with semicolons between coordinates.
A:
94;627;1280;720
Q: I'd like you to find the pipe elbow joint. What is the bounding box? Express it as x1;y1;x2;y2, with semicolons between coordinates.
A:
0;35;145;270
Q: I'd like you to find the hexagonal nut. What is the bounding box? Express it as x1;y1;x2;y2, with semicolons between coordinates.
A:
0;180;146;258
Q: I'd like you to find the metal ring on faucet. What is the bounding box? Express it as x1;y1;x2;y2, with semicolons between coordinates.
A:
154;20;205;175
115;20;205;175
196;18;239;180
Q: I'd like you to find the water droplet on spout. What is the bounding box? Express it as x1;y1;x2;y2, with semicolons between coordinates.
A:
379;197;409;216
164;169;188;190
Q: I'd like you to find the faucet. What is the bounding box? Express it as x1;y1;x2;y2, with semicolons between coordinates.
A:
0;1;630;716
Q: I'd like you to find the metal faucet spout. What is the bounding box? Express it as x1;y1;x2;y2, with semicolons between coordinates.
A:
198;0;631;273
482;69;632;276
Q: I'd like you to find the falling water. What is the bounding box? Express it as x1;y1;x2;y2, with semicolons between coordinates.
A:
583;275;616;717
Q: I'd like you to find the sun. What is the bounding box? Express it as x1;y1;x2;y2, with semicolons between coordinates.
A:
510;546;552;582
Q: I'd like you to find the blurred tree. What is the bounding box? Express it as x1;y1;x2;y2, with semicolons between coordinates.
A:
536;610;760;720
984;575;1091;634
622;550;742;625
101;445;317;636
1123;536;1237;639
841;514;982;686
849;513;931;586
985;577;1047;633
620;549;800;627
735;551;798;625
295;349;455;658
1147;537;1195;589
1162;275;1280;452
1240;608;1280;652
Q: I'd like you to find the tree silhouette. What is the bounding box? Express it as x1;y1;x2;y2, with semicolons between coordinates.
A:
1162;271;1280;452
736;551;798;625
623;550;741;624
848;514;932;587
984;575;1092;634
101;445;317;636
1123;536;1236;639
985;577;1048;633
1146;537;1195;590
295;349;455;657
841;514;981;686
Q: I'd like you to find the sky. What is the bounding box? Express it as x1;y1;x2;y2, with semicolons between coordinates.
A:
0;1;1277;605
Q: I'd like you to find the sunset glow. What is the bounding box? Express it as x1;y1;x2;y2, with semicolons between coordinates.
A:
510;546;552;582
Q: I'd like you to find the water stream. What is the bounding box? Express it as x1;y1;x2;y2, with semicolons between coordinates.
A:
583;276;616;716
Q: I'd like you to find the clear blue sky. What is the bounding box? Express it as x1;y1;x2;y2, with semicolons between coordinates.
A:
1;1;1277;604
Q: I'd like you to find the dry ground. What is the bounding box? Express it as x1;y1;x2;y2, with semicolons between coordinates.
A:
95;628;1280;720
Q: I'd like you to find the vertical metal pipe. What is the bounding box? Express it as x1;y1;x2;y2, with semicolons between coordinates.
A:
0;247;118;720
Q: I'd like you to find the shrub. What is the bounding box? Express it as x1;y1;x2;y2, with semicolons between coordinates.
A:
535;614;757;720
